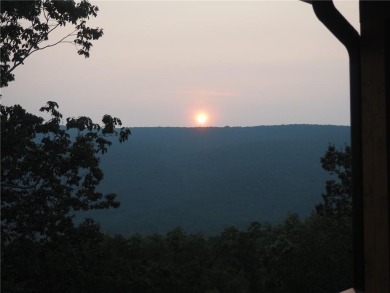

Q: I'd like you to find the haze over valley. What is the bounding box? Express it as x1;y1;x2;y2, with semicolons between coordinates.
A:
85;124;350;235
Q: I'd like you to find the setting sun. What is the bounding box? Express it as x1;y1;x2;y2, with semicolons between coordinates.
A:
196;113;208;125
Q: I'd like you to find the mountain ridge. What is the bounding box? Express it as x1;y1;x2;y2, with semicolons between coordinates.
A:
83;124;350;235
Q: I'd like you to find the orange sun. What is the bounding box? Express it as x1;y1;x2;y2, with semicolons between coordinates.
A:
196;113;208;125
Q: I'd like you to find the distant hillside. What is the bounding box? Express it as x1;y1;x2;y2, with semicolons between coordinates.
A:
82;125;350;236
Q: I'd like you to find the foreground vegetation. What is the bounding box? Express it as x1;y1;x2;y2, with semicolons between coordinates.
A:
2;213;352;293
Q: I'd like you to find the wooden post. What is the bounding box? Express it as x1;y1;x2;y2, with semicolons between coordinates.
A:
360;1;390;292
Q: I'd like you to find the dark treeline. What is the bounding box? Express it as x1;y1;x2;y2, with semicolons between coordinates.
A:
2;212;352;293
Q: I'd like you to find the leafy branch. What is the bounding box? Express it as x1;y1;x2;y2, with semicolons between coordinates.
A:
0;0;103;87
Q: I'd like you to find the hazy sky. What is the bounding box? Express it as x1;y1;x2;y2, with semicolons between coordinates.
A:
2;0;359;127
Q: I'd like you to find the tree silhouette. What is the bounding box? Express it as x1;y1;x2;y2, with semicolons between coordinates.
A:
1;0;103;87
316;145;352;217
1;101;130;243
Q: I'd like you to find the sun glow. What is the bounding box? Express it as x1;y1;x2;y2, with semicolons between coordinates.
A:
196;113;208;125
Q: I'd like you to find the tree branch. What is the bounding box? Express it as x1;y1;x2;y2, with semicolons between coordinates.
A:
2;180;41;191
7;28;78;75
38;28;78;51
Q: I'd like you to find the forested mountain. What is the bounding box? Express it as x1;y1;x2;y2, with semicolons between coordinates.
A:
84;125;350;235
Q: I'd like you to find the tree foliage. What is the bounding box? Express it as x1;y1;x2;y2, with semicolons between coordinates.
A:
316;145;352;217
7;215;346;293
0;0;103;87
1;102;130;243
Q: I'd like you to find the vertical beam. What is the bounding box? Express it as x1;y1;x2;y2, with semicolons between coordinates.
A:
360;1;390;292
308;1;364;290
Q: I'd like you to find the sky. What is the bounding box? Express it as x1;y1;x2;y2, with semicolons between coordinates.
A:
2;0;359;127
